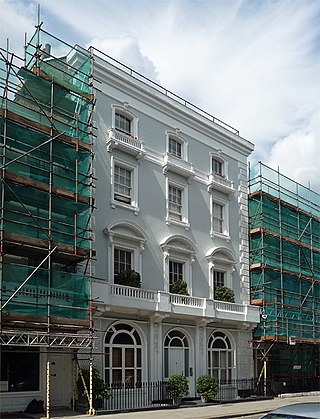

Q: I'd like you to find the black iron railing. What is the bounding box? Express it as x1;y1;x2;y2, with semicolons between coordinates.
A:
95;377;320;412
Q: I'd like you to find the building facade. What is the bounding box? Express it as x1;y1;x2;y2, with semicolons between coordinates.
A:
249;162;320;395
0;26;260;414
90;45;260;399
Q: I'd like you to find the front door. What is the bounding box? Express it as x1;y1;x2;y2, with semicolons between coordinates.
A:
49;353;72;408
169;347;185;376
164;330;194;395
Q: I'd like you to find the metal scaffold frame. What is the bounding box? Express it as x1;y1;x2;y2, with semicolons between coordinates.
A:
248;162;320;389
0;23;96;417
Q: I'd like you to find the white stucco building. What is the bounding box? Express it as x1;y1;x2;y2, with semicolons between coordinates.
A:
90;49;260;398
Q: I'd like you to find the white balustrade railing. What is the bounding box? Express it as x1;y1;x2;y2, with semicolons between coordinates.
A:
111;284;156;300
92;280;259;323
108;128;144;150
215;300;245;313
170;294;204;307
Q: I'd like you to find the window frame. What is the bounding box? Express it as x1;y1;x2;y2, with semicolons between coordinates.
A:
166;178;189;229
207;331;235;384
0;346;40;393
166;132;188;161
161;235;197;294
104;323;144;386
168;137;182;159
210;196;229;240
206;247;237;300
111;156;139;214
114;248;133;282
213;270;225;291
105;221;147;285
169;260;184;292
112;105;138;138
210;152;227;178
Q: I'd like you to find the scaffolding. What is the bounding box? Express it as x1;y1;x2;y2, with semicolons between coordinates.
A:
248;162;320;384
0;25;95;415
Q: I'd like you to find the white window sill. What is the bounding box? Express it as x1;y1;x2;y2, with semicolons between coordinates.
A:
166;217;190;230
210;231;230;242
111;200;139;215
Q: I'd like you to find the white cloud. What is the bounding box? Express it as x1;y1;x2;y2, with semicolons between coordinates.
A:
89;36;159;82
267;110;320;193
0;0;36;56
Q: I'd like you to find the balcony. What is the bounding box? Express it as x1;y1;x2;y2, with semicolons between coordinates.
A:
207;172;235;195
92;280;260;325
106;128;145;162
162;153;195;183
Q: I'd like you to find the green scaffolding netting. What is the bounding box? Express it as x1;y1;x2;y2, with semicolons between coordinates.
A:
0;119;91;196
1;262;89;319
1;180;91;249
249;162;320;218
251;269;320;340
0;32;92;143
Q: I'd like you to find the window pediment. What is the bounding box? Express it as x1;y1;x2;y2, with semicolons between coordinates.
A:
206;247;237;266
104;220;147;244
160;235;197;255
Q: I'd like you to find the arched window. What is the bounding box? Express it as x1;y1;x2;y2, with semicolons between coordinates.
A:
164;330;189;378
104;323;142;386
207;331;234;383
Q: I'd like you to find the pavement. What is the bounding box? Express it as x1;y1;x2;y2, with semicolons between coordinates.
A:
2;392;319;419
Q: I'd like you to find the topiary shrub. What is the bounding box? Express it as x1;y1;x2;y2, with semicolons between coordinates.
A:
196;375;219;402
214;285;235;303
166;374;189;405
116;269;141;288
170;279;189;296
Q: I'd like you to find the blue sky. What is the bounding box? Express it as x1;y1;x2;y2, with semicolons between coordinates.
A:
1;0;319;192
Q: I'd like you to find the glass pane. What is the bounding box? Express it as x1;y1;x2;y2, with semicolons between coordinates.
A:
185;349;189;377
212;352;219;366
112;347;122;367
113;332;134;345
1;347;40;392
208;351;211;367
137;348;141;367
105;350;110;367
125;369;134;386
104;370;110;386
164;348;168;378
112;369;122;383
228;352;233;367
213;369;219;380
220;352;227;367
136;369;141;383
227;369;232;382
221;369;227;382
170;337;183;347
125;348;134;367
213;338;226;349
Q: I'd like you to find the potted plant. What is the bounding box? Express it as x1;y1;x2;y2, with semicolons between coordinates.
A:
77;367;111;409
196;374;219;403
214;285;235;303
116;269;141;288
166;374;189;406
170;279;189;296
